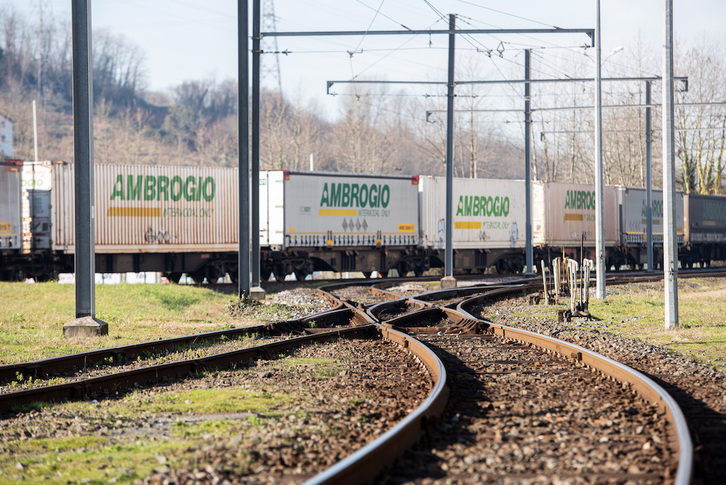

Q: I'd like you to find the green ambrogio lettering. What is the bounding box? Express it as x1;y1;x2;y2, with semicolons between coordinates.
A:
330;183;342;206
202;177;215;202
319;182;391;208
170;176;183;201
564;190;595;211
380;185;390;208
341;183;351;207
184;176;196;200
157;176;169;201
128;175;143;200
370;185;379;207
144;176;156;201
456;195;510;218
110;174;215;202
350;183;360;207
111;174;124;200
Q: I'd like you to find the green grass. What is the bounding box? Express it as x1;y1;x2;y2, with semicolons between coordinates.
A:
524;278;726;370
0;377;306;483
0;283;250;364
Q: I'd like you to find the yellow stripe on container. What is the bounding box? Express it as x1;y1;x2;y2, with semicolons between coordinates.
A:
454;221;482;229
564;213;584;221
318;208;357;216
0;222;12;233
107;207;162;217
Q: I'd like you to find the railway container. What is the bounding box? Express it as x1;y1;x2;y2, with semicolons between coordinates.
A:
684;193;726;266
261;170;423;279
18;162;241;282
533;182;619;260
53;163;239;251
614;187;684;268
419;176;526;273
0;161;22;254
617;187;684;244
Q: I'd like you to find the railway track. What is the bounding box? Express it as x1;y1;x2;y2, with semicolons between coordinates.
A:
0;275;696;484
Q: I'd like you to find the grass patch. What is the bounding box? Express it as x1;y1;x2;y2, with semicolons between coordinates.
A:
1;433;189;483
0;382;301;482
227;297;315;321
0;283;249;364
526;278;726;370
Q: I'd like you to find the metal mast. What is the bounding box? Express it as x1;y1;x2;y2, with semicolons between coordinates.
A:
260;0;282;92
663;0;679;328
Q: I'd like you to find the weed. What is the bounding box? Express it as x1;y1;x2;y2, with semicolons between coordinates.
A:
9;312;25;324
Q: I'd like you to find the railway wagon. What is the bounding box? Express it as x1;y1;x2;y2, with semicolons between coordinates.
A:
683;193;726;267
418;176;526;273
616;187;684;269
38;162;240;282
0;161;22;277
532;182;619;264
261;170;423;279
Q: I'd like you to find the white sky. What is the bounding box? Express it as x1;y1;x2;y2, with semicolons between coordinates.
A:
3;0;725;118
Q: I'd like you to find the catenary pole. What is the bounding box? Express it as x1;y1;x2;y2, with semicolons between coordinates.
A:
594;0;606;299
238;0;250;297
250;0;264;297
663;0;679;328
71;0;94;318
524;49;533;274
645;81;654;271
443;13;456;284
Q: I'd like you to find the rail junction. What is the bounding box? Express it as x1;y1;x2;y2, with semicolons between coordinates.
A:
0;274;699;483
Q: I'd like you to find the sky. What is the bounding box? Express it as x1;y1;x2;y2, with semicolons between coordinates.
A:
2;0;725;119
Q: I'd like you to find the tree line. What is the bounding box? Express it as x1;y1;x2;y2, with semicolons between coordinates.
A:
1;6;724;194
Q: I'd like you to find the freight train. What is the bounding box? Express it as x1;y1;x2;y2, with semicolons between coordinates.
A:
2;160;726;283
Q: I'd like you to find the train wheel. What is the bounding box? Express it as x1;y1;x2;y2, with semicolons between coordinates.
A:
205;262;225;285
362;271;372;279
273;261;291;282
396;262;409;277
294;269;309;281
261;266;272;282
190;271;206;285
166;272;183;284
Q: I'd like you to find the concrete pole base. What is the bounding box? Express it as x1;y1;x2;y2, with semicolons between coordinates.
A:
440;276;458;289
63;316;109;338
249;286;266;301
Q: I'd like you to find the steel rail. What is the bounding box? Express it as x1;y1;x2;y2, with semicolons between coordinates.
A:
303;324;449;485
0;290;345;383
0;325;376;413
456;295;693;485
310;278;692;484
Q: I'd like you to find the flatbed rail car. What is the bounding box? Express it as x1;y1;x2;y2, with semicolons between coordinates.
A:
1;163;425;282
418;175;526;274
262;170;424;280
3;160;726;282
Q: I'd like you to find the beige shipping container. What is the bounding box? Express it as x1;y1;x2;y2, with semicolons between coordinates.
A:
532;182;619;248
53;163;239;253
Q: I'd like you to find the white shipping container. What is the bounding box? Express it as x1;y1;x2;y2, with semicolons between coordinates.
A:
618;187;684;244
53;163;239;253
419;176;526;250
0;162;21;250
20;161;53;252
274;171;419;248
532;182;619;247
